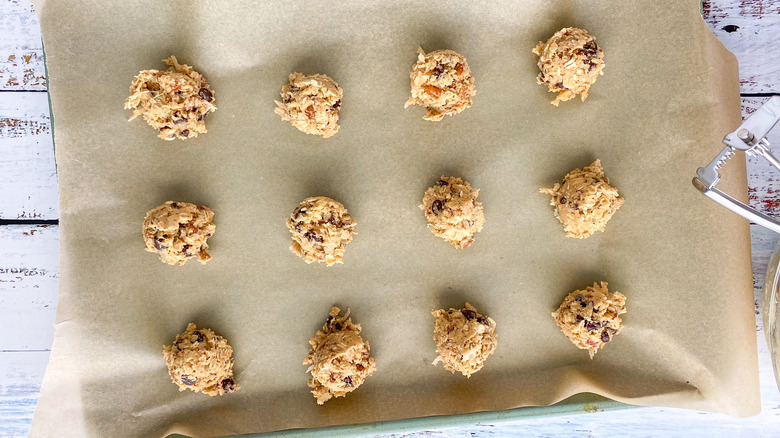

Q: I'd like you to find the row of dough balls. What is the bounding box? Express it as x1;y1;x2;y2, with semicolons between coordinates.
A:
124;28;604;140
163;284;626;402
142;161;623;267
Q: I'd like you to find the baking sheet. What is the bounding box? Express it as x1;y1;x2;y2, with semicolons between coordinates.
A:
29;1;758;437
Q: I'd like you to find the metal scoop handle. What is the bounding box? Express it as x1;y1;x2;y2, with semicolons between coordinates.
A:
693;96;780;233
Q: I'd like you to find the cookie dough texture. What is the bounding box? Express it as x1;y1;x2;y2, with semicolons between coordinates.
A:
304;307;377;404
143;201;215;265
286;197;357;266
533;27;605;106
540;160;623;239
432;303;497;377
125;56;216;140
420;176;485;248
274;73;343;138
405;48;476;121
552;282;626;358
163;323;239;396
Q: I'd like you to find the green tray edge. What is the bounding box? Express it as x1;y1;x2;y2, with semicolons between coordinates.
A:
168;393;634;438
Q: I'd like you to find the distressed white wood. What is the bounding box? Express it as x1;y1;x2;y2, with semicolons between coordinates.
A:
0;91;57;219
1;0;780;437
703;0;780;94
0;352;50;438
0;224;58;351
0;0;45;90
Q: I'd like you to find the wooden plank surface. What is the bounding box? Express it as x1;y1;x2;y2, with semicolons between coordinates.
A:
703;0;780;94
1;0;779;437
0;0;45;90
0;352;50;438
0;91;57;220
0;224;58;351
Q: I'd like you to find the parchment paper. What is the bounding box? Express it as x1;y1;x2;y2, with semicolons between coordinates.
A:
29;1;759;436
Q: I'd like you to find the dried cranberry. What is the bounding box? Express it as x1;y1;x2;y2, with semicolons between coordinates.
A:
181;374;197;386
305;232;324;243
343;376;354;387
600;330;611;343
192;330;204;342
461;309;477;320
198;88;213;102
436;179;449;186
432;200;444;215
585;320;602;332
327;215;342;227
221;378;236;392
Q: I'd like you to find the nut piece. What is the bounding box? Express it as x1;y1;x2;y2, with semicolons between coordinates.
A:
432;302;497;377
552;282;626;358
420;176;485;248
539;160;623;239
163;323;239;396
532;28;605;106
125;56;216;140
405;48;476;121
303;307;377;404
274;73;343;138
286;196;357;265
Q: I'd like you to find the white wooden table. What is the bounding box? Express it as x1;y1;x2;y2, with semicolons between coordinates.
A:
1;1;779;436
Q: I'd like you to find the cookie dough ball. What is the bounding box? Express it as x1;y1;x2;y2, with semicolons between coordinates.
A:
143;201;216;265
405;48;476;121
303;307;377;404
286;196;357;266
532;28;605;106
552;282;626;358
163;323;240;396
420;176;485;249
274;73;343;138
432;303;497;377
539;160;623;239
125;56;216;140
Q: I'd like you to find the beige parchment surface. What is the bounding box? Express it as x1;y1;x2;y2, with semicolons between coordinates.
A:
29;1;758;437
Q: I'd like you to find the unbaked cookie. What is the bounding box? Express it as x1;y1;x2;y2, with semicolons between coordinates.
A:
303;307;377;404
432;303;497;377
405;48;476;121
125;56;216;140
143;201;215;265
420;176;485;249
163;323;239;396
539;160;623;239
286;196;357;266
274;73;343;138
532;28;605;106
552;282;626;358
